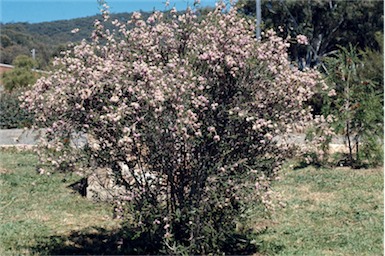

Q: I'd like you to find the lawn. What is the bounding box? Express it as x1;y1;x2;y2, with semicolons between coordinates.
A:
255;164;384;255
0;148;121;255
0;149;383;255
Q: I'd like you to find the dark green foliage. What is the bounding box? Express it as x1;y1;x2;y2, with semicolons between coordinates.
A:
0;89;34;128
322;45;383;167
0;56;38;128
0;24;51;67
359;32;384;94
0;45;31;65
237;0;384;67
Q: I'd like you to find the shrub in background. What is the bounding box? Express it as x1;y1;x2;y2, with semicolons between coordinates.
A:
0;55;39;128
0;89;34;128
21;2;328;254
2;55;38;92
321;44;383;168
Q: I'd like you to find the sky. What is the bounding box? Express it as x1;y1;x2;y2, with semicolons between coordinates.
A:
1;0;219;24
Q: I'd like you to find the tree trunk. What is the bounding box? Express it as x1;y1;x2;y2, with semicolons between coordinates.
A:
346;122;354;167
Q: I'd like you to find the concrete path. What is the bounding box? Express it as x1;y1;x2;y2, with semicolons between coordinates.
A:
0;129;40;146
0;129;89;149
0;128;346;147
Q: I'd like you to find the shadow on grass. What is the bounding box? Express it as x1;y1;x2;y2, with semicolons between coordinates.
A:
31;226;162;255
30;225;262;255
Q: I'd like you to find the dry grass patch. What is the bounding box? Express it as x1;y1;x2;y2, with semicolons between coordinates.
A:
283;184;336;203
0;167;12;174
254;165;383;255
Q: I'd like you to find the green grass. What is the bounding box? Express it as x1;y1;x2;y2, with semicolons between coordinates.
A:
0;148;120;255
0;149;383;255
254;164;384;255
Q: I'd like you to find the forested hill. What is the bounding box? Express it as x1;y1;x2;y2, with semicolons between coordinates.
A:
0;12;151;68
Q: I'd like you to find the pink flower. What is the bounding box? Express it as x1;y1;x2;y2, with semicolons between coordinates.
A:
110;95;119;103
207;126;216;133
135;20;146;27
130;102;140;110
296;34;309;45
147;15;156;24
80;89;92;99
164;232;172;239
328;89;336;97
131;12;141;20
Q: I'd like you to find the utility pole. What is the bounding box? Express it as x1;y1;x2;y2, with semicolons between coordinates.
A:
256;0;261;40
31;49;36;60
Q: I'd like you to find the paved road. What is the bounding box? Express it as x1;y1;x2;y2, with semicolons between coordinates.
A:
0;129;40;146
0;129;89;148
0;128;345;147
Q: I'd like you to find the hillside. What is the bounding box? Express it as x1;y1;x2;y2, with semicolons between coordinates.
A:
0;12;150;68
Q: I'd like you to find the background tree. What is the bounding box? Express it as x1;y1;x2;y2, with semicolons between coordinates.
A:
0;45;31;65
358;32;384;94
237;0;384;67
322;45;383;167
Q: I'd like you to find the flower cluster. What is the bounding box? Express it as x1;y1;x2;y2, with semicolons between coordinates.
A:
296;34;309;45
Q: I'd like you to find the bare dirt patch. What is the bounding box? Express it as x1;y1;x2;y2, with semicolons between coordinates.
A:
0;168;12;174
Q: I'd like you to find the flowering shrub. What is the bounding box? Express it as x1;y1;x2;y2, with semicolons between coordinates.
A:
22;3;328;254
